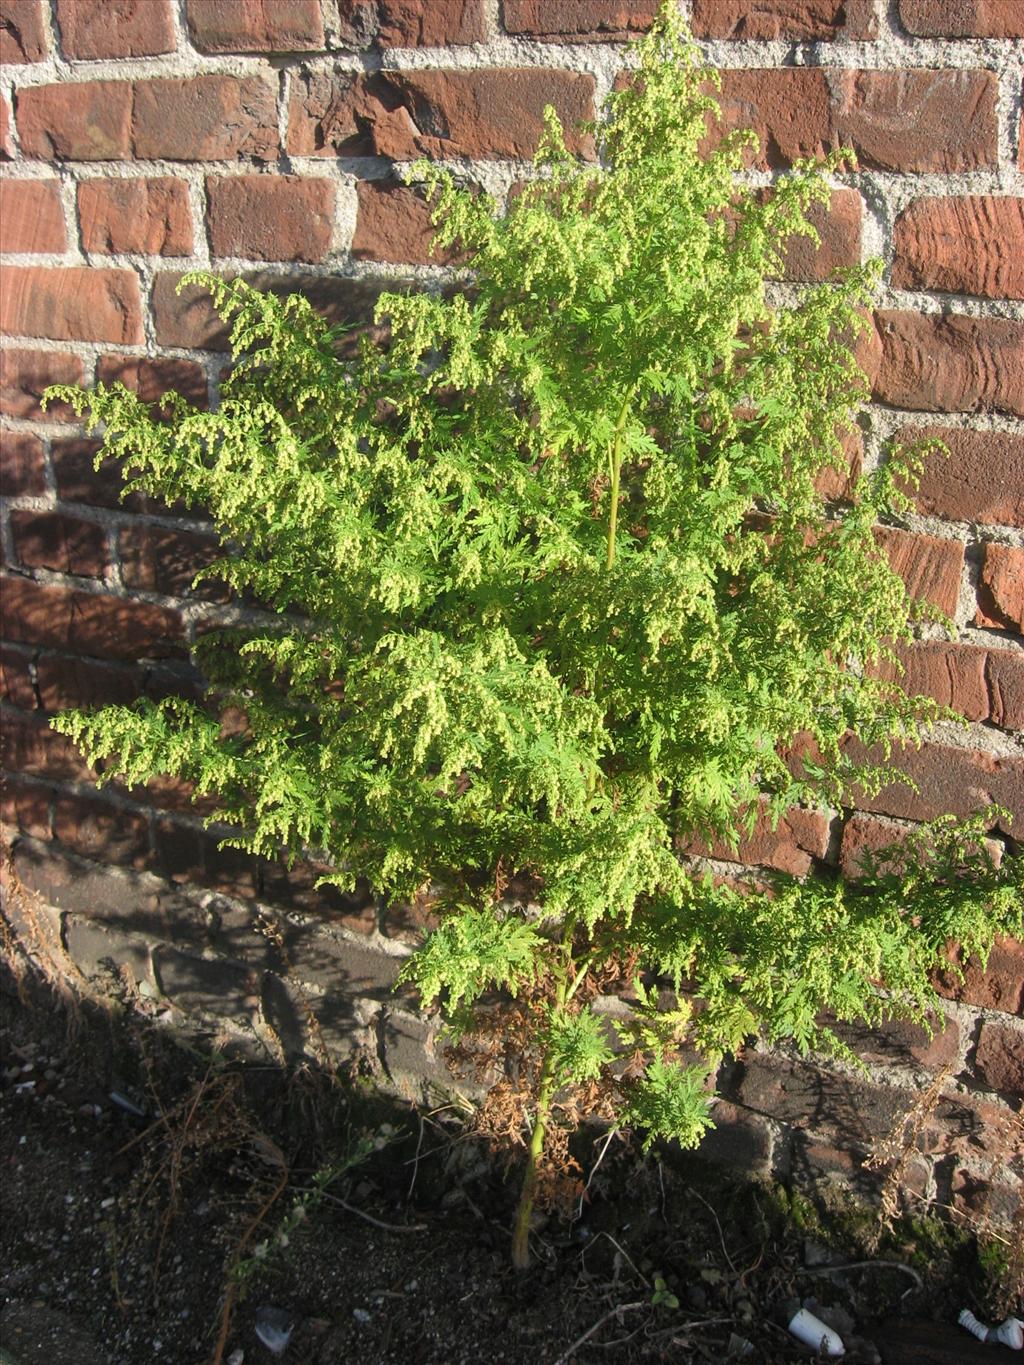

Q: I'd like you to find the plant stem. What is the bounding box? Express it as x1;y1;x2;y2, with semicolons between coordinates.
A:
605;388;635;572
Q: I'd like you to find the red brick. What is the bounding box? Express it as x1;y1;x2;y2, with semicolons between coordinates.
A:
206;175;334;263
832;1012;960;1071
975;1021;1024;1095
51;436;140;511
693;0;877;39
352;179;462;265
830;69;998;174
287;68;596;160
96;354;207;412
849;739;1024;828
56;0;174;58
9;510;107;578
777;187;861;283
986;648;1024;730
0;642;36;710
898;0;1024;37
151;272;231;352
873;526;964;617
905;427;1024;528
34;654;143;711
54;792;150;869
935;935;1024;1015
733;1054;917;1143
815;426;863;502
872;311;1024;418
78;178;193;256
185;0;324;51
132;75;279;161
976;544;1024;632
503;1;657;39
120;525;227;602
682;798;830;876
0;430;45;496
0;180;66;254
0;776;52;839
0;94;14;158
876;641;990;722
0;348;85;422
15;80;132;160
2;577;185;659
0;267;143;344
893;196;1024;301
0;0;46;62
714;69;833;170
0;708;97;782
261;860;377;934
153;816;206;884
840;812;913;879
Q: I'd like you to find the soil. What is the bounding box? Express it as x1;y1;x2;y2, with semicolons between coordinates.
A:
0;971;1013;1365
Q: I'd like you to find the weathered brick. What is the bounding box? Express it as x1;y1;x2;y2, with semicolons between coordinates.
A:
206;174;334;263
693;0;877;39
185;0;324;51
0;93;14;158
54;792;150;869
831;1012;961;1072
0;347;85;421
777;187;861;283
0;431;45;496
34;653;144;711
15;80;132;160
287;68;595;160
63;914;153;985
839;812;913;880
380;1010;449;1093
975;1021;1024;1096
975;544;1024;633
873;525;964;617
56;0;174;58
893;196;1024;301
132;75;279;161
96;354;207;411
0;707;96;782
898;0;1024;38
814;426;862;502
696;1100;773;1170
732;1054;916;1144
872;311;1024;417
0;180;66;254
906;426;1024;528
353;0;487;44
380;896;439;946
78;177;193;256
935;935;1024;1015
2;577;185;659
0;643;37;710
151;272;232;351
260;860;377;935
830;69;998;173
0;0;46;62
119;525;227;602
0;776;51;840
711;68;997;173
352;179;462;265
9;510;107;578
152;943;259;1019
200;836;262;901
928;1091;1024;1161
848;738;1024;829
986;647;1024;729
682;798;830;876
504;1;657;39
153;816;206;885
286;923;400;998
0;267;143;344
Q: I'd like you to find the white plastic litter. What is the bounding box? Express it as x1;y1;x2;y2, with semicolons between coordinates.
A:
959;1310;1024;1349
788;1307;846;1357
254;1306;293;1355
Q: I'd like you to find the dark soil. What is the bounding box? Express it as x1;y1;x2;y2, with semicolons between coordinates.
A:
0;972;1010;1365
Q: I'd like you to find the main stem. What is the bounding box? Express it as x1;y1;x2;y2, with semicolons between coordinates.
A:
511;925;575;1270
605;388;635;572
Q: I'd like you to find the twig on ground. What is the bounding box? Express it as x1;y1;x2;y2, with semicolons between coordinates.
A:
686;1185;737;1274
308;1188;429;1233
575;1126;617;1221
553;1301;645;1365
408;1114;426;1202
798;1258;924;1301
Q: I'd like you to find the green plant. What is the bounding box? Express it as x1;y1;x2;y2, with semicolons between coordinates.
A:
47;6;1021;1270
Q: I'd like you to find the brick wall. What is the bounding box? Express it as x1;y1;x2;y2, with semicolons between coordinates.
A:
1;0;1022;1221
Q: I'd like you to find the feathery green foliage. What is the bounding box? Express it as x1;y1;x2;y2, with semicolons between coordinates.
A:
47;7;1021;1266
